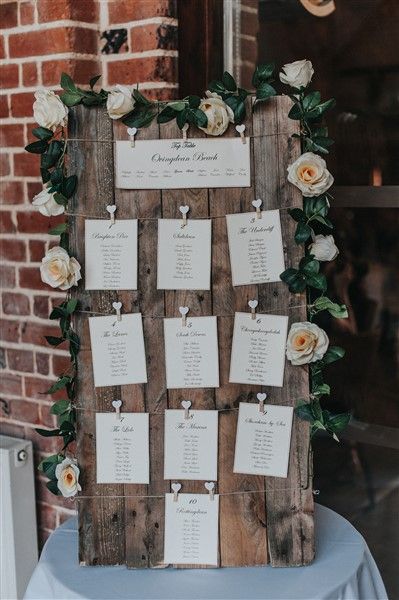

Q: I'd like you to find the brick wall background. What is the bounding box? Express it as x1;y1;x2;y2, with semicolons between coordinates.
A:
0;0;178;547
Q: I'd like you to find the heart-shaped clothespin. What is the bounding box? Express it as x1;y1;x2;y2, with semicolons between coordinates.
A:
127;126;137;148
204;481;215;500
112;301;122;322
179;205;189;228
181;123;189;140
257;392;267;414
179;306;189;327
252;198;262;219
181;399;191;420
112;399;122;419
235;123;246;144
248;299;258;320
106;204;116;226
171;482;181;502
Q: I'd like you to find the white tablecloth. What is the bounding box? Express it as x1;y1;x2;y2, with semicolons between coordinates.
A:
25;504;387;600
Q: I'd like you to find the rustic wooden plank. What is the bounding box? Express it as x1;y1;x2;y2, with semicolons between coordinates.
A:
210;107;268;567
253;95;314;566
69;105;125;566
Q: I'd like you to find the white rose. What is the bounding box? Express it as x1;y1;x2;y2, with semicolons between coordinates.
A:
106;84;135;120
287;152;334;197
55;458;81;498
286;321;329;365
198;91;234;136
32;188;64;217
40;246;81;291
279;59;314;89
33;90;68;131
309;234;339;261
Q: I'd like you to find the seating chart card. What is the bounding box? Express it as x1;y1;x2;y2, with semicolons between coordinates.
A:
85;219;138;290
89;313;147;387
164;316;219;389
115;138;250;189
164;410;218;480
96;412;149;484
226;210;285;286
229;312;288;387
164;493;219;566
157;219;212;290
233;403;293;478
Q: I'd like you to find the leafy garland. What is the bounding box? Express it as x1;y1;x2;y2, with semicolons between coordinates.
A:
26;63;350;495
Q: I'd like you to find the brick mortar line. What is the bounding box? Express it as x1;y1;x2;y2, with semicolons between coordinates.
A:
0;53;99;66
3;20;100;35
104;49;178;61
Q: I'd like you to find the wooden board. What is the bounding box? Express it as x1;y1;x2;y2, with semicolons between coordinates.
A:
68;96;314;568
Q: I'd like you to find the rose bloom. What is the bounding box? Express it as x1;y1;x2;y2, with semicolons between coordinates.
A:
279;59;314;89
33;90;68;131
55;458;81;498
287;152;334;197
40;246;81;290
309;234;339;261
32;187;64;217
106;84;135;119
198;92;234;136
286;321;329;365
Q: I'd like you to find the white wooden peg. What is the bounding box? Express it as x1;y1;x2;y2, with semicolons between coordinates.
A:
235;124;246;144
248;299;258;320
112;301;122;322
252;198;262;219
205;481;215;500
106;204;116;226
179;306;189;326
179;205;189;228
112;399;122;420
257;392;267;414
181;400;191;420
171;482;181;502
181;123;189;140
127;127;137;147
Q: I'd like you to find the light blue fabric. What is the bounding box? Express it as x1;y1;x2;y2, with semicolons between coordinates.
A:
25;505;387;600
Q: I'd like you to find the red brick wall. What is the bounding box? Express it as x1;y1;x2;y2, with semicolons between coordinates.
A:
0;0;177;547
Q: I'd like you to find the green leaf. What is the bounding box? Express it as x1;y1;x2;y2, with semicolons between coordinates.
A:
252;63;275;87
166;100;187;112
41;168;51;183
312;383;331;396
222;71;237;92
45;335;64;346
41;140;64;169
306;98;336;120
32;127;54;141
280;268;299;285
59;231;69;252
256;82;276;101
49;222;68;236
176;108;188;129
49;306;66;320
51;399;70;415
60;72;77;92
59;91;81;107
187;95;201;109
46;479;60;495
313;296;348;319
66;298;78;314
301;258;320;276
123;108;157;128
50;167;63;185
25;139;48;154
302;91;321;111
295;221;312;244
323;346;345;365
326;412;351;432
89;75;101;89
36;427;61;437
306;272;327;291
62;175;77;199
132;88;151;106
288;103;302;120
53;192;68;206
157;105;177;124
288;208;306;223
192;108;207;128
224;96;246;123
295;402;314;422
46;376;71;394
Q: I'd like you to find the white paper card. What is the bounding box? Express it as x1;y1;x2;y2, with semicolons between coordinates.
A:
164;410;218;480
229;312;288;387
233;403;293;478
85;219;138;290
226;210;285;286
96;412;149;483
164;493;219;565
89;313;147;387
164;316;219;389
157;219;211;290
115;138;250;189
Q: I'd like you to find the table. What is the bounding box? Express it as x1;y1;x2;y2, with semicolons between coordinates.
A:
24;504;387;600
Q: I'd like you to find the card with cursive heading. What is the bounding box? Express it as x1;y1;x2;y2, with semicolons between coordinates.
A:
233;403;293;478
164;410;218;480
157;219;211;290
115;138;250;189
226;210;285;286
163;492;219;566
89;313;147;387
229;312;288;387
164;316;219;389
96;412;149;484
85;219;138;290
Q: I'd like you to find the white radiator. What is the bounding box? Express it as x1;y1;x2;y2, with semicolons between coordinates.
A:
0;435;38;600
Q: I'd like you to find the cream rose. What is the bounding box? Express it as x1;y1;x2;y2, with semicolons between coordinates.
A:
55;458;81;498
32;188;64;217
33;90;68;131
286;322;329;365
287;152;334;197
279;59;314;89
198;92;234;136
40;246;81;290
309;234;339;261
106;84;135;120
